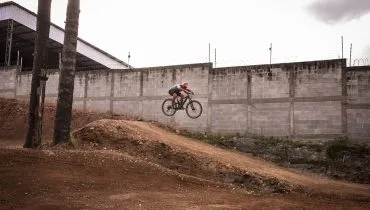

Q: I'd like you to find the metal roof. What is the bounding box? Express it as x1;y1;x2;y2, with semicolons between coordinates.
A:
0;1;132;71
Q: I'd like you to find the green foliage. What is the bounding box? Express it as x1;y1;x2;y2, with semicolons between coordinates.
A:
251;135;323;153
178;129;238;144
325;137;370;160
325;137;349;160
68;133;76;148
277;144;290;162
252;135;286;146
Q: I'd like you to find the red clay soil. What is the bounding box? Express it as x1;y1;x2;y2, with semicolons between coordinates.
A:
0;98;369;209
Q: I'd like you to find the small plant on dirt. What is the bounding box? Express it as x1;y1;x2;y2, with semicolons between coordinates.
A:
276;144;290;162
177;129;238;145
68;133;76;148
252;135;288;146
325;137;349;160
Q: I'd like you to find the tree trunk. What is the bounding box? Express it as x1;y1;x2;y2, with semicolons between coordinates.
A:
37;69;48;144
53;0;80;144
24;0;52;148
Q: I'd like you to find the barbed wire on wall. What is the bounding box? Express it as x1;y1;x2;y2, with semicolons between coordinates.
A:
3;55;369;72
352;58;369;66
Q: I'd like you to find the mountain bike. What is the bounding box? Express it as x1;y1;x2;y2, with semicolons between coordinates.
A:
161;92;203;119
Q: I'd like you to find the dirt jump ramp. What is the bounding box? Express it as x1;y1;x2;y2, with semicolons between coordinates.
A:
73;119;370;201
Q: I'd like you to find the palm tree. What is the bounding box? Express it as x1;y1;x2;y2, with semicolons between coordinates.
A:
24;0;52;148
53;0;80;144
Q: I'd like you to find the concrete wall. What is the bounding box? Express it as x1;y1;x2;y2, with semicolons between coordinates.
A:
208;59;350;140
0;66;17;98
292;61;344;139
112;70;142;117
112;64;210;131
16;71;32;99
0;59;369;143
346;66;370;142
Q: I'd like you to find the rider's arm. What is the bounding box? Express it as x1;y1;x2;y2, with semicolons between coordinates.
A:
184;89;193;94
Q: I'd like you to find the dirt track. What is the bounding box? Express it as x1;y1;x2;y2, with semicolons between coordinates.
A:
127;121;370;198
0;98;370;209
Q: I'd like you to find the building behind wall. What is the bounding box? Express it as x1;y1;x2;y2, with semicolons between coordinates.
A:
0;1;131;71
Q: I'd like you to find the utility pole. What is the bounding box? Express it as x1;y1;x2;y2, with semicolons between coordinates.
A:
5;19;13;66
349;43;352;67
58;52;61;70
269;43;272;66
208;43;211;63
214;48;217;68
341;36;344;58
16;50;19;66
128;51;131;69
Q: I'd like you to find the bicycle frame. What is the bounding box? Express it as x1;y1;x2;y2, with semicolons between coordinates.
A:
162;92;202;118
176;93;192;109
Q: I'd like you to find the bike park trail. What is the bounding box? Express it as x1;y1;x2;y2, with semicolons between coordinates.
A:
120;120;370;200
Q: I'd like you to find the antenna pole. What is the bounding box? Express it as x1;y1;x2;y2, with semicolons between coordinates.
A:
349;43;352;66
269;43;272;66
341;36;344;58
128;51;131;69
208;43;211;63
214;48;217;68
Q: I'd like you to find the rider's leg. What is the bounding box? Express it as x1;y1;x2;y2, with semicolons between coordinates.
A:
172;93;178;108
178;93;185;109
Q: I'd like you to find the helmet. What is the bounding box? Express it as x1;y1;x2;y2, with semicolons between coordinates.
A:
181;82;188;87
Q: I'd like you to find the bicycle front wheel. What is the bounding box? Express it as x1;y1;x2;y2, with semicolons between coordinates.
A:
185;100;202;119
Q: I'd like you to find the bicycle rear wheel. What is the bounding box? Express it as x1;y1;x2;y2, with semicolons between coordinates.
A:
185;100;202;119
161;99;176;116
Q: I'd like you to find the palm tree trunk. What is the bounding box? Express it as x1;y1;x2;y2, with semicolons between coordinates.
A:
53;0;80;144
24;0;52;148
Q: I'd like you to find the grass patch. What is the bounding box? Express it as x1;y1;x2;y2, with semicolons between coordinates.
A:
152;122;240;144
178;129;239;144
252;135;324;153
325;137;370;160
68;133;76;148
325;137;348;160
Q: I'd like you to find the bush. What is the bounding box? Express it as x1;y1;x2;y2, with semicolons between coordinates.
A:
325;137;348;160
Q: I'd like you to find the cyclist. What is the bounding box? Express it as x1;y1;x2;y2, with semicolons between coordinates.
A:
168;82;193;109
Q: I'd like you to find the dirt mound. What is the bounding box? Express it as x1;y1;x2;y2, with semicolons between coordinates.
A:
72;118;370;201
73;119;149;146
3;148;368;210
1;98;370;208
73;119;296;193
0;98;133;144
0;98;32;141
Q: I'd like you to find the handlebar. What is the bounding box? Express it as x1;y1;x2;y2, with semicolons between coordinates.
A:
186;90;194;95
185;90;194;95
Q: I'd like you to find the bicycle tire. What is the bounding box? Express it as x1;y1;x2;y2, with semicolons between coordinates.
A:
161;99;177;116
185;100;202;119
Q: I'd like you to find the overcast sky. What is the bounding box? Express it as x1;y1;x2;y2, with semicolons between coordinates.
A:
5;0;370;68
